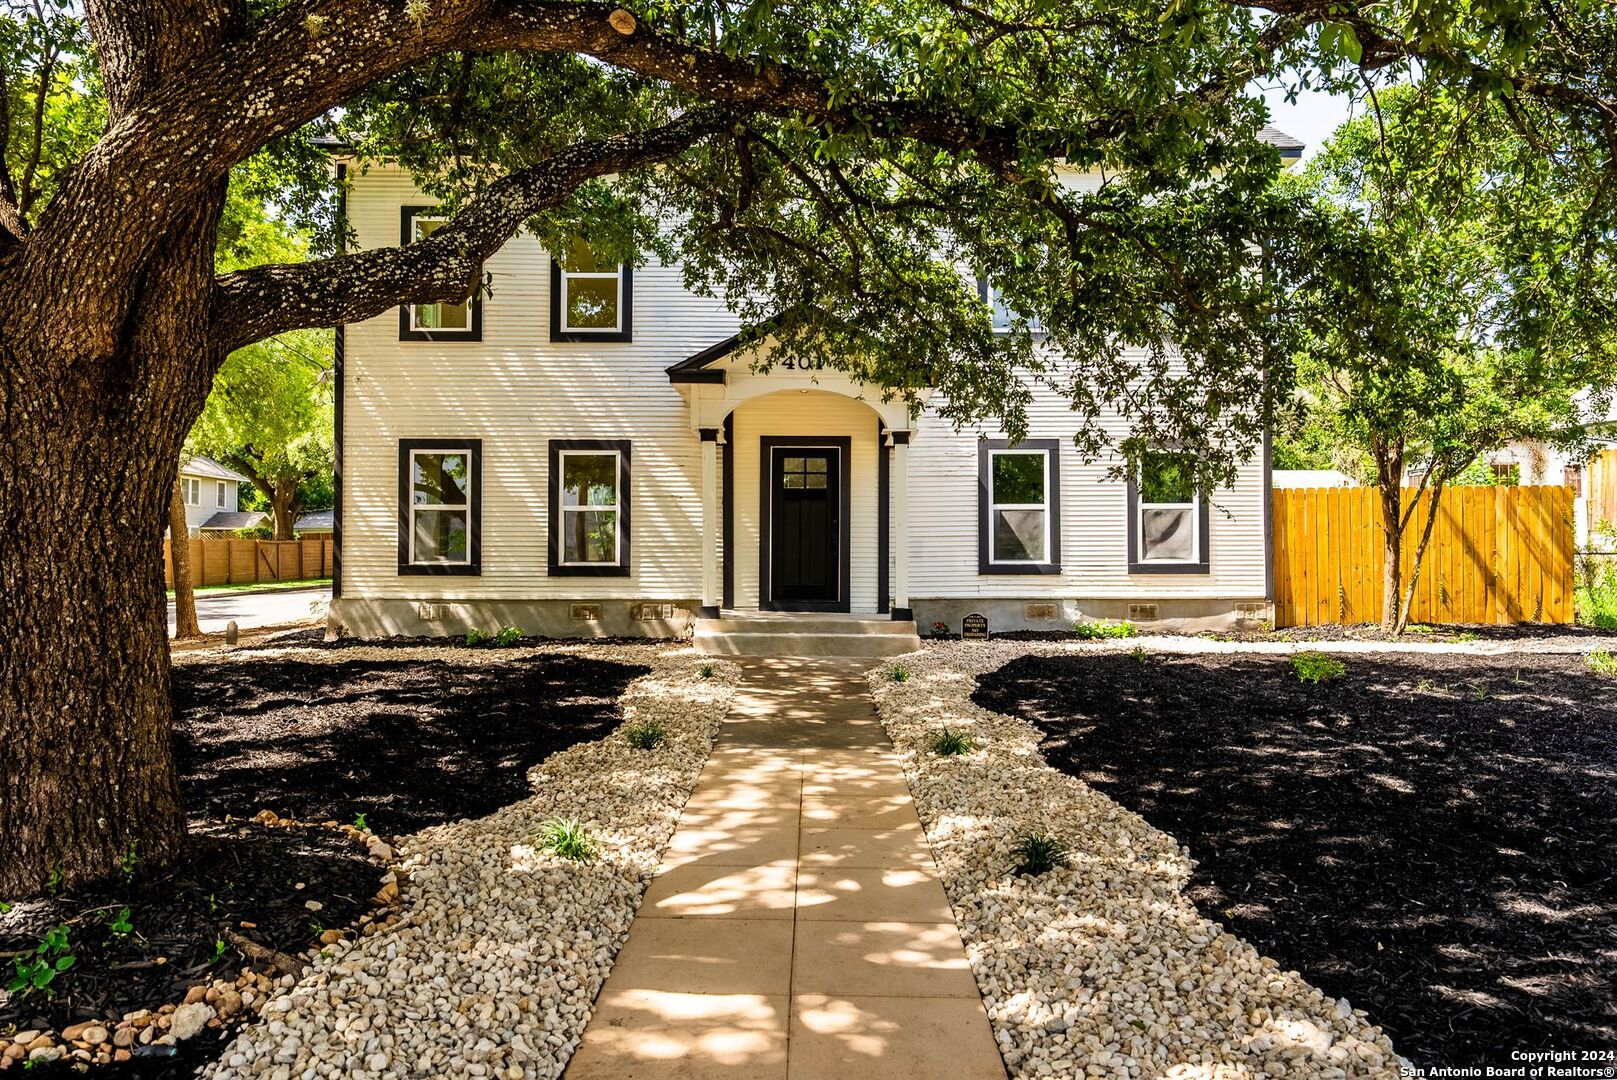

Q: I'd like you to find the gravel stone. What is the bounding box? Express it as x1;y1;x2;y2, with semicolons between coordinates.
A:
868;641;1407;1080
203;645;734;1080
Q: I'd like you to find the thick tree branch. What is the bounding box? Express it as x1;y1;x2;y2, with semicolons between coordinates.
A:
211;106;736;350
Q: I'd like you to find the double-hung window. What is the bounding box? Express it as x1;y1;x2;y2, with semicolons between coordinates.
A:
1128;451;1208;573
977;277;1044;334
397;439;481;575
977;439;1061;574
549;440;631;576
183;478;201;505
399;207;482;341
550;238;632;342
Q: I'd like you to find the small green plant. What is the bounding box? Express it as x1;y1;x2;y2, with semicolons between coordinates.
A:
105;906;134;937
1129;645;1150;662
624;719;668;750
465;628;490;646
213;939;228;962
494;625;523;647
537;818;598;863
698;663;716;679
1452;630;1481;643
1587;649;1617;676
1470;682;1489;701
1071;619;1138;640
1291;651;1346;685
927;727;975;756
1415;677;1433;692
7;925;75;998
889;665;910;682
308;920;324;936
353;812;368;831
1010;831;1069;876
120;840;139;883
45;865;63;896
1405;623;1435;634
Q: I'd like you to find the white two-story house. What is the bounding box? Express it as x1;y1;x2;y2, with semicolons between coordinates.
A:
328;131;1299;643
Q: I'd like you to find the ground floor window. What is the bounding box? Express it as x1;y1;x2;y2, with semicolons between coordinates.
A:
183;477;201;505
397;439;481;575
549;440;631;576
977;439;1061;574
1129;450;1209;573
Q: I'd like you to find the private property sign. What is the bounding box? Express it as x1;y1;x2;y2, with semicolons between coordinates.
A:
961;613;989;640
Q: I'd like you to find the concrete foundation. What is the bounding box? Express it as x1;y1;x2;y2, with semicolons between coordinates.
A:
912;597;1273;636
328;597;697;641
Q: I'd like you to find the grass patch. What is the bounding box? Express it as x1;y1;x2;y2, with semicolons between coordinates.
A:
537;818;598;863
889;665;910;682
927;727;975;756
1071;619;1138;640
1587;649;1617;677
698;663;716;679
1009;831;1069;877
1291;651;1346;685
623;719;668;750
166;576;329;598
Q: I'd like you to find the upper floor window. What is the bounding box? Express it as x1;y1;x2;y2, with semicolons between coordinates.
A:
399;207;483;342
1128;451;1209;574
216;480;228;507
551;238;633;342
183;477;201;505
977;277;1043;334
977;439;1061;575
398;439;481;575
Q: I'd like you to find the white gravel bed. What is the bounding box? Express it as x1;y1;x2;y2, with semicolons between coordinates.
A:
871;642;1404;1080
204;644;735;1080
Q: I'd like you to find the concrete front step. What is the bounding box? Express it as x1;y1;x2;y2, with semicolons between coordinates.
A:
696;615;922;657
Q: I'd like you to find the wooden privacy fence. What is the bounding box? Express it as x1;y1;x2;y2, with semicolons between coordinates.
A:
164;537;333;588
1272;486;1574;627
1590;448;1617;533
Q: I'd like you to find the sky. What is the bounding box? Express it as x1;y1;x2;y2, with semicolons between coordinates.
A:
1259;84;1359;160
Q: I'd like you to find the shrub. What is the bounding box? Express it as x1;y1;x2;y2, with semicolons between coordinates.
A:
1010;831;1069;877
1587;649;1617;677
537;818;598;863
1291;651;1346;685
1072;619;1137;640
889;665;910;682
698;663;716;679
927;728;975;756
494;625;523;647
624;720;668;750
465;628;489;647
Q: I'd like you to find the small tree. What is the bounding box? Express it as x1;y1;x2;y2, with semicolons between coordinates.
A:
166;471;200;641
1289;87;1617;633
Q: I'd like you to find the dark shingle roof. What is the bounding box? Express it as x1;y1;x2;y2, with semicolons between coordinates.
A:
199;511;266;532
1257;126;1305;156
296;509;335;532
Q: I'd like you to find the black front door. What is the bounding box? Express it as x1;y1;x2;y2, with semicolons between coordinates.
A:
769;447;841;608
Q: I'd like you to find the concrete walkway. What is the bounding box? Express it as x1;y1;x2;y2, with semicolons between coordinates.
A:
564;658;1006;1080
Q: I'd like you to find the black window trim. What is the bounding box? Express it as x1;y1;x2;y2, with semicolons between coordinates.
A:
397;438;482;576
977;438;1062;575
398;205;484;342
550;254;634;343
1126;452;1211;575
975;276;1047;340
548;439;632;576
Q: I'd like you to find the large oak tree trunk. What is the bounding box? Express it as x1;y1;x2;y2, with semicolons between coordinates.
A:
0;187;227;896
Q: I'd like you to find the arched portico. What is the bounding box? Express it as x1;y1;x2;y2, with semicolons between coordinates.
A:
668;337;926;619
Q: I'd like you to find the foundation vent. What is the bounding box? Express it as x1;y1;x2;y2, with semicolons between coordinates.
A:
1235;602;1269;621
416;602;440;621
1024;603;1058;621
635;602;677;622
570;603;602;623
1127;603;1159;622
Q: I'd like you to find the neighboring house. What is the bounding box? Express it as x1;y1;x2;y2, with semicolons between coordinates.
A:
1272;469;1356;489
327;131;1301;639
295;509;334;536
177;457;265;537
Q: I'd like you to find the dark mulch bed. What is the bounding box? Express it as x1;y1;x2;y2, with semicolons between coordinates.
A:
250;628;672;651
4;652;645;1075
973;652;1617;1063
174;653;647;835
922;623;1615;645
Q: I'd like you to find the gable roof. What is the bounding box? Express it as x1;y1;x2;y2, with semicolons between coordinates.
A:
296;509;335;532
181;456;249;483
667;315;785;383
198;510;266;532
1257;126;1305;158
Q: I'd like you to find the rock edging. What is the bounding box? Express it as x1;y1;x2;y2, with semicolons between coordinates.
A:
869;643;1403;1080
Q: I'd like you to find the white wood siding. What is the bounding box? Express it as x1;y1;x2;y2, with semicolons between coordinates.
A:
342;166;738;600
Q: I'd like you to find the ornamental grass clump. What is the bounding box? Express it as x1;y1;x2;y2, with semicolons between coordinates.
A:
1072;619;1137;640
537;818;598;863
1291;650;1346;684
889;665;910;682
1010;831;1068;877
927;727;975;756
624;719;668;750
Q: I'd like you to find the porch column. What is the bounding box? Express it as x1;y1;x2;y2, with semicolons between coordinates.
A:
699;428;721;618
891;431;913;620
